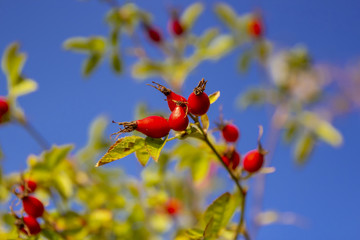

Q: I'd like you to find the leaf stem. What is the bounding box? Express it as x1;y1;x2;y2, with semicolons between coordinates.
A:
189;113;249;240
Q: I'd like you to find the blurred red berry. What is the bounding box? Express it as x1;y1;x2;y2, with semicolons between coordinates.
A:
222;124;240;142
169;18;184;36
20;216;41;235
248;18;263;38
166;198;181;216
243;149;264;172
22;196;44;218
222;150;241;170
0;97;9;122
145;25;162;43
20;180;37;194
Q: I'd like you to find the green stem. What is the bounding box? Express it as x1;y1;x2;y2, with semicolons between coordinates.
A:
189;113;248;240
19;121;50;150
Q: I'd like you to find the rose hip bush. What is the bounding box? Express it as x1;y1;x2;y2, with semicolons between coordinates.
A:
0;2;356;240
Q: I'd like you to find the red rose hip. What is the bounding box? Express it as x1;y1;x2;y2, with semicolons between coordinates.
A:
222;150;241;170
222;124;240;143
22;196;44;218
143;24;162;43
20;216;41;235
0;97;9;122
20;180;37;194
113;116;170;139
248;18;263;38
148;82;187;111
169;105;189;131
243;149;264;173
166;198;181;216
188;79;210;116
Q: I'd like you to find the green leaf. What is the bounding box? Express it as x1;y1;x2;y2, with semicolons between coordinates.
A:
83;53;102;77
63;36;106;54
181;3;204;31
135;148;150;166
200;114;209;132
54;172;73;199
214;3;238;29
10;78;38;97
185;228;204;239
1;42;38;97
238;51;252;73
96;136;145;167
206;35;235;60
43;145;73;169
208;91;220;104
132;60;164;80
203;218;214;238
196;28;219;49
300;112;342;146
111;50;122;74
294;132;315;165
144;135;168;162
203;192;231;237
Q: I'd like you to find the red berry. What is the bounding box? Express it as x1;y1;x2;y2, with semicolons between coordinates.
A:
20;180;37;194
188;92;210;116
169;105;189;131
145;25;162;43
243;149;264;173
167;92;187;112
248;19;263;38
136;116;170;138
0;97;9;122
222;150;241;170
20;216;41;235
22;196;44;218
222;124;240;143
166;198;181;216
169;18;184;36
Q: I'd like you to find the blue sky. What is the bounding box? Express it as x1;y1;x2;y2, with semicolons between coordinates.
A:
1;0;360;239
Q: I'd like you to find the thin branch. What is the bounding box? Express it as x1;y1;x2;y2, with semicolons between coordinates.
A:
18;121;50;150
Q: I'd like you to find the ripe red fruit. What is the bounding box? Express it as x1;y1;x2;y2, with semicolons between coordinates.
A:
222;124;240;143
169;105;189;131
113;116;170;139
222;150;241;170
20;180;37;194
22;196;44;218
188;79;210;116
20;216;41;235
0;97;9;122
243;149;264;173
144;24;162;43
166;198;181;216
148;82;187;111
248;18;263;38
169;18;184;36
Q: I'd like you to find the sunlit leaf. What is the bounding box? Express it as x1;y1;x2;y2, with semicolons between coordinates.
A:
135;148;150;166
96;136;145;167
214;3;238;29
54;172;73;199
300;112;342;146
206;35;235;60
10;78;38;97
208;91;220;104
181;3;204;31
145;135;168;162
196;28;219;49
83;53;102;77
63;36;106;54
294;132;315;164
185;228;204;239
200;114;209;132
203;192;231;237
132;60;164;79
43;145;73;169
238;88;267;109
111;50;122;74
238;51;252;73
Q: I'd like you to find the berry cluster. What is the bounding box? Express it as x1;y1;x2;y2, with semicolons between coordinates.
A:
13;179;44;236
112;79;210;139
0;97;9;123
219;120;265;173
143;10;185;44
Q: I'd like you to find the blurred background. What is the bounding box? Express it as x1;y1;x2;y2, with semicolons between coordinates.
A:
1;0;360;239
